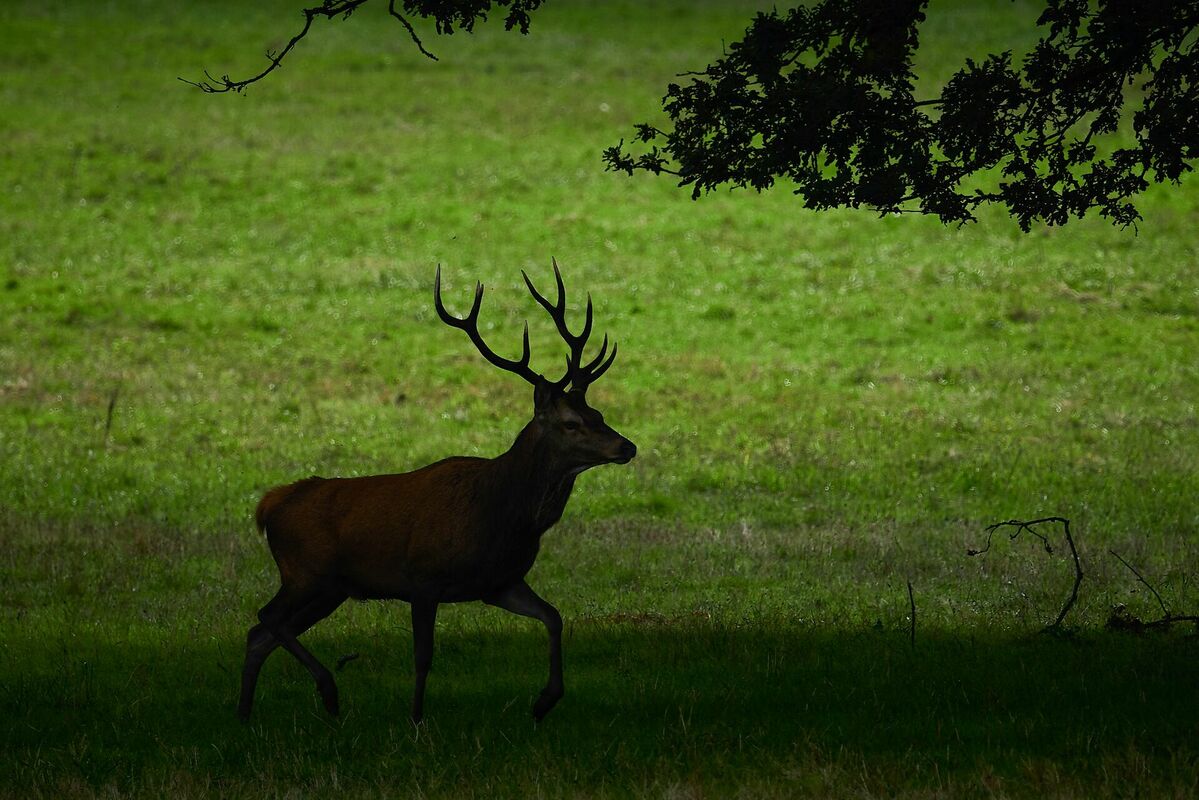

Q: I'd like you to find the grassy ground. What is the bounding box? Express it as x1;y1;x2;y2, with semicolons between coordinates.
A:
2;1;1198;797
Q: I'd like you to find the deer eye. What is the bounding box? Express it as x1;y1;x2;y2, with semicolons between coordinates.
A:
562;419;582;431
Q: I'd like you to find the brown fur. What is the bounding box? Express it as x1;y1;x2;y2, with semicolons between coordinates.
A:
255;476;324;534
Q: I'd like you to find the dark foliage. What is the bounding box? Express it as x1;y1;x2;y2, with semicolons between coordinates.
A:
185;0;1197;230
604;0;1199;230
180;0;542;92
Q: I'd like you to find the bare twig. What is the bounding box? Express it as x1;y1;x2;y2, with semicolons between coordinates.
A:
969;517;1054;557
1109;549;1169;618
1108;549;1199;631
179;0;435;94
102;384;120;447
1143;613;1199;629
180;2;338;93
969;517;1083;632
336;652;360;671
1054;519;1084;629
388;0;438;60
906;580;916;648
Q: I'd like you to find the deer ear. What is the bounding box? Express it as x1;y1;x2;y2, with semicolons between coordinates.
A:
533;377;555;413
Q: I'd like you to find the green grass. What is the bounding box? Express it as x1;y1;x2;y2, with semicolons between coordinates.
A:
5;621;1197;798
2;1;1198;797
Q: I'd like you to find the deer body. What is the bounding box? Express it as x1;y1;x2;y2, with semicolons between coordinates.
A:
258;430;578;604
239;262;634;723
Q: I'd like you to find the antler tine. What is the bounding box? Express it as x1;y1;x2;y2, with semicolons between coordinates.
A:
434;266;540;386
579;334;609;375
552;258;595;347
579;292;594;345
577;341;618;390
522;269;561;319
550;256;566;312
523;262;595;349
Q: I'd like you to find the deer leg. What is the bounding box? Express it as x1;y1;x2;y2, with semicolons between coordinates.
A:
255;588;343;717
241;587;304;717
409;600;438;724
484;581;564;721
238;590;346;720
238;622;275;721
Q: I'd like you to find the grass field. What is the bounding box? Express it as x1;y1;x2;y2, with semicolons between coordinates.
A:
2;1;1198;797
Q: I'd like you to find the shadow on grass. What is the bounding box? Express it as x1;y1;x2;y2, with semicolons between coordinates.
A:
2;622;1196;796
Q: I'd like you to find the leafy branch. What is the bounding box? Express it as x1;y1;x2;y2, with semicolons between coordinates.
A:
605;0;1199;230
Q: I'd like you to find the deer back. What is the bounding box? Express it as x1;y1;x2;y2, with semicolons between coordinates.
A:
256;448;559;602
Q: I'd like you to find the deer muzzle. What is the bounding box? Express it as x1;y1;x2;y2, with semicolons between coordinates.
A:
612;437;637;464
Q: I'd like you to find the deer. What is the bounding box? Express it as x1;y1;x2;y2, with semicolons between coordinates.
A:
238;260;636;724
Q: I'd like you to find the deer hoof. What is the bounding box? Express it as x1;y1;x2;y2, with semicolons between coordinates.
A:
320;685;340;717
532;689;562;721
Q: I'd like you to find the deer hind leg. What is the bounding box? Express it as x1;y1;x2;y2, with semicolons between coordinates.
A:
484;581;564;722
238;621;277;721
409;600;439;724
240;587;346;719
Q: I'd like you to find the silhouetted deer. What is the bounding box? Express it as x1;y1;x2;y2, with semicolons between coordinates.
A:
238;261;636;723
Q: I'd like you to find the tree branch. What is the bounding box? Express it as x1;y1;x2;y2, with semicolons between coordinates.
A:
179;0;436;93
608;0;1199;230
388;0;438;61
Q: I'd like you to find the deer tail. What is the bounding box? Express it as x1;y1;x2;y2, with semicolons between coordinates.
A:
255;476;323;534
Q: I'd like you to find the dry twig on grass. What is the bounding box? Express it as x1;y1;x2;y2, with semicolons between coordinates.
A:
102;384;120;448
969;517;1083;633
1107;550;1199;633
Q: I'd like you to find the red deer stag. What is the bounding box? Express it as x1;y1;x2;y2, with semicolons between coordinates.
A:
239;260;636;723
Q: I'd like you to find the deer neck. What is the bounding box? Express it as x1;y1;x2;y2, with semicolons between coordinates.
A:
489;420;577;534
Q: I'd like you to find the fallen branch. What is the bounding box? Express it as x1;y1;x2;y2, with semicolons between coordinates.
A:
1107;550;1199;632
969;517;1083;632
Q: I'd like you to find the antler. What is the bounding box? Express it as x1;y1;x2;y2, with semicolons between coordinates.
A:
435;261;618;394
434;266;541;386
522;258;618;394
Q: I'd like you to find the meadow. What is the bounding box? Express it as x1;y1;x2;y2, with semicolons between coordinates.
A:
1;1;1197;796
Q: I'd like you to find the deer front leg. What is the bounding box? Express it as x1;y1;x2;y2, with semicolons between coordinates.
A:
484;581;564;721
410;600;438;724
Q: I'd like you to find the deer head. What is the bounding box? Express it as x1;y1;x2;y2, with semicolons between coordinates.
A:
434;259;636;473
